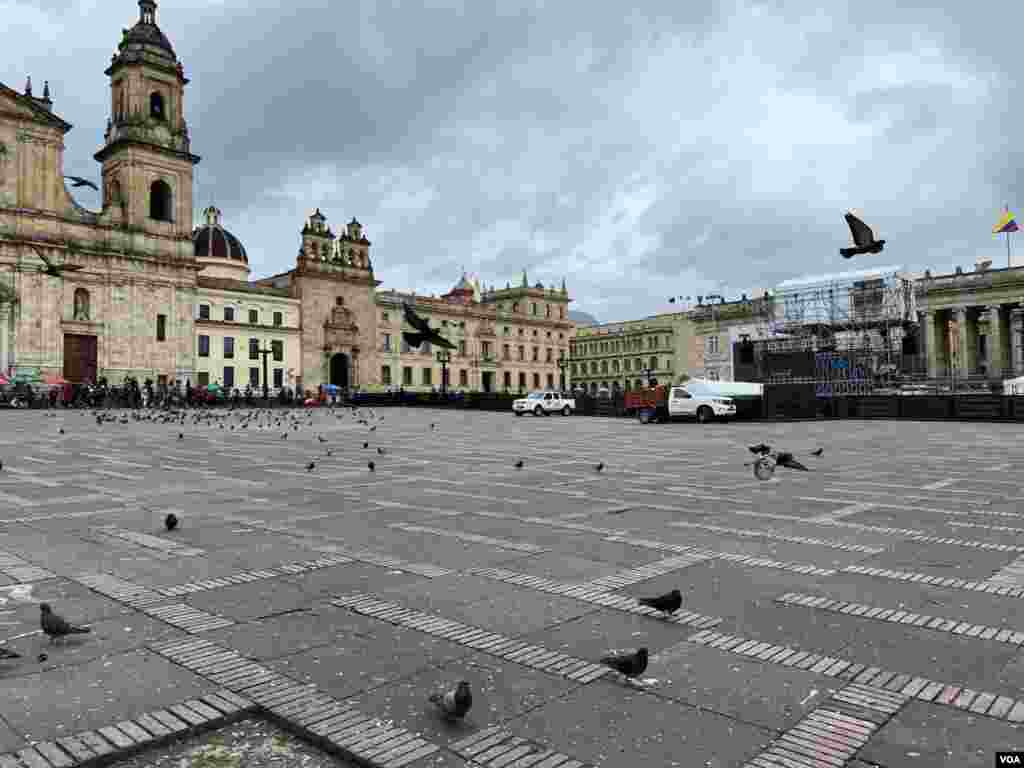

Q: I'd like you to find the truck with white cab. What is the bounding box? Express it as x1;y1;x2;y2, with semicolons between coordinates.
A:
513;391;576;416
624;384;736;424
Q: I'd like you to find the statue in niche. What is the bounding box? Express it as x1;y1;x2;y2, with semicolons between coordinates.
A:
73;287;90;321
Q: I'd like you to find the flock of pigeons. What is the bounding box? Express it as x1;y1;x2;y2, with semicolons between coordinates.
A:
1;400;827;721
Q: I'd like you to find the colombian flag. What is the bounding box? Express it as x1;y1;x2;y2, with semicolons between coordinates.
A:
993;207;1019;234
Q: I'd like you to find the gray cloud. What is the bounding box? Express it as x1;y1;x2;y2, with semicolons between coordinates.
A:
7;0;1024;323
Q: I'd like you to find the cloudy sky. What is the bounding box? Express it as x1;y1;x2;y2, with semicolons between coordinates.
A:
6;0;1023;323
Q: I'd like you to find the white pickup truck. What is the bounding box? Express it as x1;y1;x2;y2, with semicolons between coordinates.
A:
626;384;736;423
513;391;576;416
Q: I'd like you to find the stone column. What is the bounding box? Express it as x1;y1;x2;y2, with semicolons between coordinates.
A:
924;310;940;378
955;307;970;377
1011;307;1024;376
985;304;1004;378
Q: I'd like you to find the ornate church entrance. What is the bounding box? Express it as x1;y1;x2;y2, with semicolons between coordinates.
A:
329;352;350;389
63;334;97;383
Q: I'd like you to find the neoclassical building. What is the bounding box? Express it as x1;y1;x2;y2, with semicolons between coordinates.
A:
0;0;573;393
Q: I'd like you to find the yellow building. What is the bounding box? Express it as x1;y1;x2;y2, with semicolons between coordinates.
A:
569;312;697;393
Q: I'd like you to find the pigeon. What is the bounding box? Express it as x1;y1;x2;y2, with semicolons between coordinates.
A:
595;462;604;472
401;302;458;350
428;681;472;719
37;652;47;662
810;448;824;457
32;247;83;277
775;452;810;472
840;211;885;259
368;461;375;471
326;449;333;457
165;513;179;531
40;603;91;643
363;442;369;449
748;444;772;455
306;461;316;472
282;433;288;440
318;436;326;443
64;175;99;191
377;447;385;455
58;428;64;435
0;460;3;471
600;647;648;677
0;647;20;660
637;589;682;616
515;460;524;469
178;433;183;440
430;423;436;430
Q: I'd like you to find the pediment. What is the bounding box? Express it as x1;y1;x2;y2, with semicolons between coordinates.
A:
0;82;72;132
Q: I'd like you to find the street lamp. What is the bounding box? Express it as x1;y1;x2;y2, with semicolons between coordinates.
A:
436;350;451;394
640;367;653;388
556;356;567;392
256;345;273;403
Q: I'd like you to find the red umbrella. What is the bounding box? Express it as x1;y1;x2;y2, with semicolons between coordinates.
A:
0;374;8;386
42;373;69;386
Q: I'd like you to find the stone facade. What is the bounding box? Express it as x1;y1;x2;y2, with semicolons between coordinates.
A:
917;265;1024;380
0;2;574;393
688;294;776;381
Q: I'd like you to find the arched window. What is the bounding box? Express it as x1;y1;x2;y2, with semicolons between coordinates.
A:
107;179;122;207
150;92;165;120
149;180;172;221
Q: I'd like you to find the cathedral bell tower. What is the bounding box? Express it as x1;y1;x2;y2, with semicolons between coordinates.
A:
94;0;199;255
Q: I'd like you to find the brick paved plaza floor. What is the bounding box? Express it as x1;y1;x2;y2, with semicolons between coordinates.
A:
1;406;1023;768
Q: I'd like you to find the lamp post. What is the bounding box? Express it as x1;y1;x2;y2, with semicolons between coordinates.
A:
640;367;653;388
436;349;451;394
556;355;568;392
256;345;273;403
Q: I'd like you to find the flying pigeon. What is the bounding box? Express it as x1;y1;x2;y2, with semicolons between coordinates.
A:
63;175;99;191
514;460;524;469
637;589;682;616
0;647;20;660
40;603;91;643
165;513;179;531
600;647;648;677
840;212;886;259
428;681;472;719
401;302;457;350
32;248;83;277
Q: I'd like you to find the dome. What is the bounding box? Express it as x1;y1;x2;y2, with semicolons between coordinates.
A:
119;1;177;59
193;206;248;263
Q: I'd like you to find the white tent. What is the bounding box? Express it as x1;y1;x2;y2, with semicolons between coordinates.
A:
1004;376;1024;395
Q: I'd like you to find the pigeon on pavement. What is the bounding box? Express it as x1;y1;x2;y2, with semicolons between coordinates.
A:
0;647;20;660
428;681;472;719
637;589;682;616
515;460;524;469
367;461;375;472
595;462;604;472
748;444;772;455
165;513;179;531
775;452;810;471
810;448;824;457
363;442;369;449
840;211;886;258
306;461;316;472
40;603;91;643
600;647;648;677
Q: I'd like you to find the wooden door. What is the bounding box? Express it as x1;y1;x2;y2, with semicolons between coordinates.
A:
63;334;98;383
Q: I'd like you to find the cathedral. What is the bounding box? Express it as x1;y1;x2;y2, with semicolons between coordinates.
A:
0;1;573;394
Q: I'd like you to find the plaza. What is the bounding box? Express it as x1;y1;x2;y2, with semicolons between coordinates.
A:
0;408;1022;767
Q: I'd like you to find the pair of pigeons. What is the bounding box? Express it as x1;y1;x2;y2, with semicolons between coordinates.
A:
428;588;685;716
1;604;91;659
747;443;821;472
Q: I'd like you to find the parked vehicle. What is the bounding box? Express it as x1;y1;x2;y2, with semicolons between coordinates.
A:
513;391;576;416
624;384;736;424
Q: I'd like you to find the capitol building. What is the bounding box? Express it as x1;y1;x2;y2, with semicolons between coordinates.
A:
0;0;573;394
